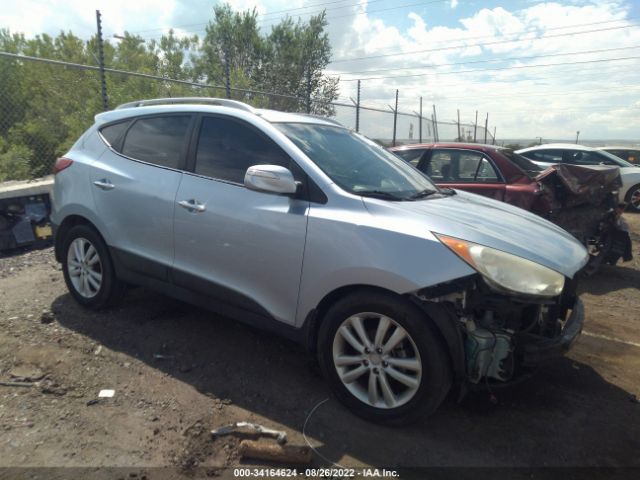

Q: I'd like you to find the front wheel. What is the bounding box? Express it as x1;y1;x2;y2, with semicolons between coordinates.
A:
317;291;452;425
626;183;640;212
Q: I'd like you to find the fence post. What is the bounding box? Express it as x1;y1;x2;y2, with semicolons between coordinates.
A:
432;104;439;142
305;67;312;114
224;50;231;99
431;113;438;142
95;10;108;111
392;89;399;147
355;79;361;133
473;110;478;143
484;113;489;144
419;96;423;143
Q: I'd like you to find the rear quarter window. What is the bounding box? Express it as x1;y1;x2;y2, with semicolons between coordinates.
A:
99;121;130;149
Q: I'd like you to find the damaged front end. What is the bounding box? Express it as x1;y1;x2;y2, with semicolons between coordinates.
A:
416;274;583;387
534;164;633;272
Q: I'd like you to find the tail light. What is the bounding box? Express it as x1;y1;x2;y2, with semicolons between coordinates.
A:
53;157;73;175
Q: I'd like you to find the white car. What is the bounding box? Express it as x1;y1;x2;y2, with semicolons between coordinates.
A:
516;143;640;212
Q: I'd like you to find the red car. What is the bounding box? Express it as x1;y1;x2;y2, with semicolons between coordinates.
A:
389;143;632;270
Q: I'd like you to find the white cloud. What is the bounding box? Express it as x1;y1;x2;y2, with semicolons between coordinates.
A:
329;1;640;140
1;0;639;140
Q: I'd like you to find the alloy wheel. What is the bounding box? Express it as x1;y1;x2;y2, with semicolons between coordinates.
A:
67;237;103;298
332;312;422;409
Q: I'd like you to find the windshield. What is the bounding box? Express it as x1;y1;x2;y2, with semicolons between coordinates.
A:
275;123;438;200
500;149;543;177
597;150;634;167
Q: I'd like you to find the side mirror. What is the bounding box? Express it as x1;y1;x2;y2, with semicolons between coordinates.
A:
244;165;297;195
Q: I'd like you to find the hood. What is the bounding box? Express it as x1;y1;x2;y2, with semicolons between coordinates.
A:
621;166;640;176
362;190;589;278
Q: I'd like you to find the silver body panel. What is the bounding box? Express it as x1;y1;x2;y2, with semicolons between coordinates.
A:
52;104;589;330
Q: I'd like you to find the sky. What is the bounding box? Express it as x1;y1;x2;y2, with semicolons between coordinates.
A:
1;0;640;142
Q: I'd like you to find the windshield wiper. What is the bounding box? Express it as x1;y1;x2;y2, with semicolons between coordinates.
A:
407;189;438;200
356;190;405;201
438;187;456;196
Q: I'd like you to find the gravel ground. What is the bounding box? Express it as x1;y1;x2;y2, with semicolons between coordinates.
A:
0;214;639;479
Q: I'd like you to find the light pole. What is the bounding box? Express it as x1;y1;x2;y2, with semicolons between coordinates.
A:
536;136;543;145
576;131;580;144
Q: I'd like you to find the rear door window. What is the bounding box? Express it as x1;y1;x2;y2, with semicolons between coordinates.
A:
428;149;500;183
121;115;191;169
523;150;563;163
194;116;291;184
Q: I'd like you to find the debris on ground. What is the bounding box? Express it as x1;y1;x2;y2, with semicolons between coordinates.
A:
211;421;287;445
98;389;115;398
239;439;312;465
0;380;34;388
9;365;45;382
40;309;55;324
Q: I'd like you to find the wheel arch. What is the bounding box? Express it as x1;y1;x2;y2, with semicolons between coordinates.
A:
303;285;463;382
54;215;106;262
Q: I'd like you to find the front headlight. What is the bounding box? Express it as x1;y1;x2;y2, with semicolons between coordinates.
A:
436;234;565;297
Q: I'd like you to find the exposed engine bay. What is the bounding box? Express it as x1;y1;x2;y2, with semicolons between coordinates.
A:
417;274;580;385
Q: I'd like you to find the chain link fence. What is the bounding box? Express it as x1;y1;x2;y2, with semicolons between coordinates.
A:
0;53;494;182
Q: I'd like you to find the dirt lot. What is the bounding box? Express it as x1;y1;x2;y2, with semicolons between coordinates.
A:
0;215;639;479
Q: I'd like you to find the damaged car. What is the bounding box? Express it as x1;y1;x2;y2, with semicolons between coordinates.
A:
52;98;588;424
390;143;633;273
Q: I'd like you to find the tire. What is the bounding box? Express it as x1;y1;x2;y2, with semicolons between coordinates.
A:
61;224;125;309
317;291;452;425
625;183;640;213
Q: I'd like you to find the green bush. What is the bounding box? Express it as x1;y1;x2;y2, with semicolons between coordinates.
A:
0;141;33;181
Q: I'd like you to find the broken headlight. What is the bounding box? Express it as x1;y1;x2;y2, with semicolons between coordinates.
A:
436;234;565;298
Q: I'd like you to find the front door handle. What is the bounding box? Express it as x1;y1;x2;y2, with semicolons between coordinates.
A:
178;199;206;213
93;179;115;190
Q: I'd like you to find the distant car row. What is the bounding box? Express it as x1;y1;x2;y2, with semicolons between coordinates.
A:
517;143;640;212
598;146;640;165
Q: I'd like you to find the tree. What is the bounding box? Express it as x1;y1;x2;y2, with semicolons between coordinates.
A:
196;4;339;112
0;3;340;181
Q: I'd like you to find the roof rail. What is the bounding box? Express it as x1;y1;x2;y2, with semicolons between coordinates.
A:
115;97;255;113
297;113;344;127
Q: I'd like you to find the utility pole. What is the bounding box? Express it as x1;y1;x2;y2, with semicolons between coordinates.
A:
355;80;361;133
95;10;108;111
575;131;580;144
473;110;478;143
492;126;496;145
484;113;489;144
456;109;461;142
391;89;399;147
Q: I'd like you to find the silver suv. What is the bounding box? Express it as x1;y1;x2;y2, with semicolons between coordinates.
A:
52;98;588;424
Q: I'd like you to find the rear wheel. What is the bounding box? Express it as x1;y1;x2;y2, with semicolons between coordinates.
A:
626;183;640;212
317;291;452;425
61;224;124;309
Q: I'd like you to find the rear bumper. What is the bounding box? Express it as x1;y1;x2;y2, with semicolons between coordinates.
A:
521;297;584;366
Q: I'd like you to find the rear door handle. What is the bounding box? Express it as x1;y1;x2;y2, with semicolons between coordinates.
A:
178;199;206;213
93;179;115;190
